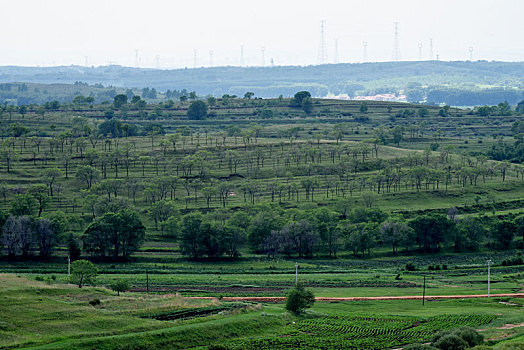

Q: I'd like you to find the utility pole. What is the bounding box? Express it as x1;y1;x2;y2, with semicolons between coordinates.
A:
487;259;492;297
68;254;71;278
422;275;426;305
146;269;149;294
295;262;299;285
418;43;423;61
392;22;400;61
363;41;368;63
317;20;327;64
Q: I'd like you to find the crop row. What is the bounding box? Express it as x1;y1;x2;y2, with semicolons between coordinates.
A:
226;314;496;350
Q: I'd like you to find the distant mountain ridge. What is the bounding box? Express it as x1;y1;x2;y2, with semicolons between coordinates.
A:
0;61;523;105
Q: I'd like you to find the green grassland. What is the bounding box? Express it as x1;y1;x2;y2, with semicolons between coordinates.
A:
0;97;523;349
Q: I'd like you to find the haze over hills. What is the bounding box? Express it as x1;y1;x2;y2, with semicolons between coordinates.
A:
1;60;523;106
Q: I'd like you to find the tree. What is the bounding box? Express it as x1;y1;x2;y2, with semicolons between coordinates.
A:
302;97;313;114
187;100;208;120
150;200;177;230
179;212;206;259
292;91;311;106
285;283;315;314
28;184;50;217
359;102;368;113
83;210;146;260
409;215;455;252
76;165;101;189
113;94;128;109
110;279;130;296
35;218;58;258
243;92;254;99
1;215;33;258
491;220;516;250
10;194;38;216
70;260;98;288
42;168;62;196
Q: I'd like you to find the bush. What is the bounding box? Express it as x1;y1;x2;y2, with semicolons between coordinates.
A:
89;298;101;306
285;283;315;314
433;334;468;350
452;327;484;347
404;344;439;350
406;263;417;271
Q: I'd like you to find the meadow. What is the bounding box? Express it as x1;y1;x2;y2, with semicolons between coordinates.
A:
0;95;523;349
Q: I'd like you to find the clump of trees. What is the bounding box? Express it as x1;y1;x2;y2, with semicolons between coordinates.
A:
286;283;315;314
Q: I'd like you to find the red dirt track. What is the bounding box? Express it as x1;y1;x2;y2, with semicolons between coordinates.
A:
189;293;524;302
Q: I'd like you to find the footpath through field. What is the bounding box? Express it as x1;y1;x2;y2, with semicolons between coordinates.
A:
189;293;524;302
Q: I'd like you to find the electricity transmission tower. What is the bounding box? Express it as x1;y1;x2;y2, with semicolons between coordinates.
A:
193;49;197;68
392;22;401;61
334;39;339;64
261;47;266;66
317;20;328;64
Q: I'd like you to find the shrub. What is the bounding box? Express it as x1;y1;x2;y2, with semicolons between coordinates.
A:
285;283;315;314
404;344;439;350
452;327;484;347
89;298;101;306
406;263;417;271
433;334;468;350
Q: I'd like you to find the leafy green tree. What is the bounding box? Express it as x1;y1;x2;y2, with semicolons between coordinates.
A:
10;194;38;216
491;220;516;250
285;283;315;314
83;210;145;260
359;102;368;113
409;215;455;252
243;92;254;99
302;97;313;114
110;279;130;296
35;218;58;258
187;100;208;120
292;91;311;106
113;94;128;109
76;165;101;189
42;168;62;196
70;260;97;288
180;212;206;259
150;200;177;230
28;184;50;217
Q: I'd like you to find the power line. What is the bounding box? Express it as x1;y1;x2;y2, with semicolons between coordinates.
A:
317;20;328;64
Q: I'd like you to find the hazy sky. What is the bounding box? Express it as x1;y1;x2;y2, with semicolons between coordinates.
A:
2;0;523;68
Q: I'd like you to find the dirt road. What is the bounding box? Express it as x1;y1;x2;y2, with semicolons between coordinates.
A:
189;293;524;302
